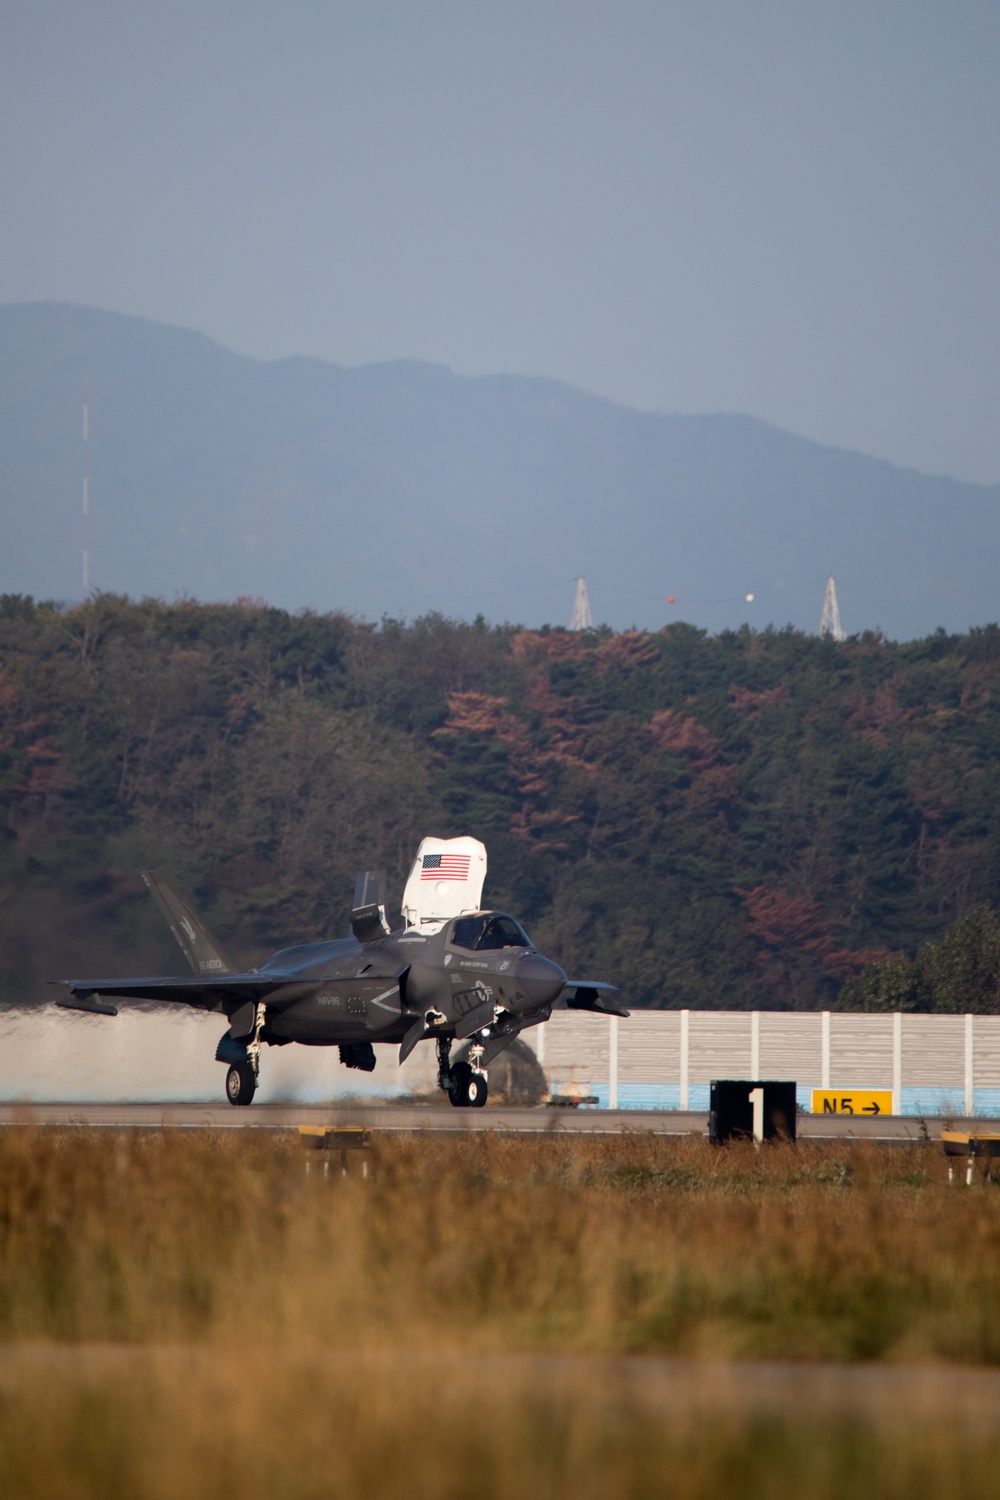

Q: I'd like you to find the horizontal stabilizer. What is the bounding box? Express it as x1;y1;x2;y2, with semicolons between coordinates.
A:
564;981;629;1019
141;871;236;977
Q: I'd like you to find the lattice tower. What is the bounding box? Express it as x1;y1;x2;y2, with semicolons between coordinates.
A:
569;576;593;631
819;575;845;641
82;392;90;596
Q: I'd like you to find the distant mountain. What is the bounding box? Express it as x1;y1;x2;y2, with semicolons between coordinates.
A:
1;302;997;637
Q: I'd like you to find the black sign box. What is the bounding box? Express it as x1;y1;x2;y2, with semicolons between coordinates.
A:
709;1080;797;1143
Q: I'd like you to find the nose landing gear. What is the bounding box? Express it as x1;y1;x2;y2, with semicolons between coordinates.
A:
437;1035;488;1108
450;1061;488;1107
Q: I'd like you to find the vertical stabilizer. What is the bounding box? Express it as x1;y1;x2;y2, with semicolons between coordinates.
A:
351;870;391;942
141;871;236;975
401;837;487;929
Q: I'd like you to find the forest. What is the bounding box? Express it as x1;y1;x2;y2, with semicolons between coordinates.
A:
2;592;999;1011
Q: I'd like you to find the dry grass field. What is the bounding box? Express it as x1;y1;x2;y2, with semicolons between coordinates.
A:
3;1127;1000;1497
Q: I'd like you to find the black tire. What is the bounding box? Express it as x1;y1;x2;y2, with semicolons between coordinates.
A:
447;1061;488;1108
226;1062;256;1106
448;1060;472;1108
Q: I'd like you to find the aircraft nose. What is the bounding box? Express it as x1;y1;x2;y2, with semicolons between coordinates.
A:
516;954;566;1008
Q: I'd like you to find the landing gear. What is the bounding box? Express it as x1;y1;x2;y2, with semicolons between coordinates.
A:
246;1002;265;1080
438;1036;488;1108
436;1036;453;1101
450;1061;488;1108
226;1062;256;1106
225;1002;266;1107
465;1038;488;1108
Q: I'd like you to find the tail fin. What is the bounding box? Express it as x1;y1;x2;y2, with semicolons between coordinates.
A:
141;871;236;976
351;869;391;943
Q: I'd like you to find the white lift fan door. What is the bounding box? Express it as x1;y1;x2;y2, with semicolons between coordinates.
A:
401;837;487;929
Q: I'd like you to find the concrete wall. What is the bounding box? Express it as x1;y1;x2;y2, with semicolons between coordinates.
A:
530;1010;1000;1115
2;1005;996;1113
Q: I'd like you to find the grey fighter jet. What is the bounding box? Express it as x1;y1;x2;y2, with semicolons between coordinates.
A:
56;837;625;1107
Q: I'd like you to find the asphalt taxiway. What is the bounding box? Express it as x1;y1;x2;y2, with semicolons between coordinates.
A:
3;1343;1000;1422
0;1101;982;1139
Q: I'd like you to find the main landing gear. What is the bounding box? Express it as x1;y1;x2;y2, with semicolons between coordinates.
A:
437;1036;488;1108
225;1002;266;1107
226;1061;256;1106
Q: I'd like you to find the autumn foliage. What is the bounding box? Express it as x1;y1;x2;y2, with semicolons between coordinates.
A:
3;593;1000;1010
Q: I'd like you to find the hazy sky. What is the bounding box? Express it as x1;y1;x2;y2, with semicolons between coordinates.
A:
2;1;998;483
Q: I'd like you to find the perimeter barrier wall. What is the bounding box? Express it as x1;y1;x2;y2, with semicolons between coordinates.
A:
2;1006;998;1112
528;1010;1000;1116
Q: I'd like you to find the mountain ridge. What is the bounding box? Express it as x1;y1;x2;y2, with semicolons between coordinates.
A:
9;300;982;486
1;301;996;637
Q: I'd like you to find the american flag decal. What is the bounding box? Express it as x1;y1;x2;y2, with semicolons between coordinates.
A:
421;852;472;881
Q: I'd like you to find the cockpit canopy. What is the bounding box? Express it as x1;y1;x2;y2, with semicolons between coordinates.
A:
449;913;533;953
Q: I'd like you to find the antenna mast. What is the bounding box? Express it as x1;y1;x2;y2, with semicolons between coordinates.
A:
82;389;90;596
569;576;593;631
819;575;845;641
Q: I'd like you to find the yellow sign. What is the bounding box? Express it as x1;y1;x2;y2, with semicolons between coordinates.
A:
812;1089;893;1118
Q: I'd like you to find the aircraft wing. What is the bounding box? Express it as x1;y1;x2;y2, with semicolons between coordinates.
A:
562;981;629;1018
54;973;297;1017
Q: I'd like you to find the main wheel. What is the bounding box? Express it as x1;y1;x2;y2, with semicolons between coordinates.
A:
466;1071;488;1108
226;1062;256;1106
448;1060;472;1107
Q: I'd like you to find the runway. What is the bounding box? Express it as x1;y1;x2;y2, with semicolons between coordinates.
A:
3;1342;1000;1422
0;1100;979;1138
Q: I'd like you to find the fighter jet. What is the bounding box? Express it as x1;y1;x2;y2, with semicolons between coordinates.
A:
56;836;626;1107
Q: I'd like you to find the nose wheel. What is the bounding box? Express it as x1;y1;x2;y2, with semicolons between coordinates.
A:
437;1037;488;1108
448;1060;488;1108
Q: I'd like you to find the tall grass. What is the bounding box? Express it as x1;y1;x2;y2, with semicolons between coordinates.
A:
1;1128;999;1360
4;1348;1000;1500
4;1129;1000;1497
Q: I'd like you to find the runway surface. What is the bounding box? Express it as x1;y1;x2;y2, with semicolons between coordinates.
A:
0;1099;982;1138
2;1342;999;1421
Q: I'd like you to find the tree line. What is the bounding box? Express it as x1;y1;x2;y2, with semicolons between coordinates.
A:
2;592;999;1010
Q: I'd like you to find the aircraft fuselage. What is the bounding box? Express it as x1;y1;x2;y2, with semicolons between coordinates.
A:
255;913;565;1047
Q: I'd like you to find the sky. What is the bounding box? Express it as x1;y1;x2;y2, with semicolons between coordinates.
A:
1;1;998;484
